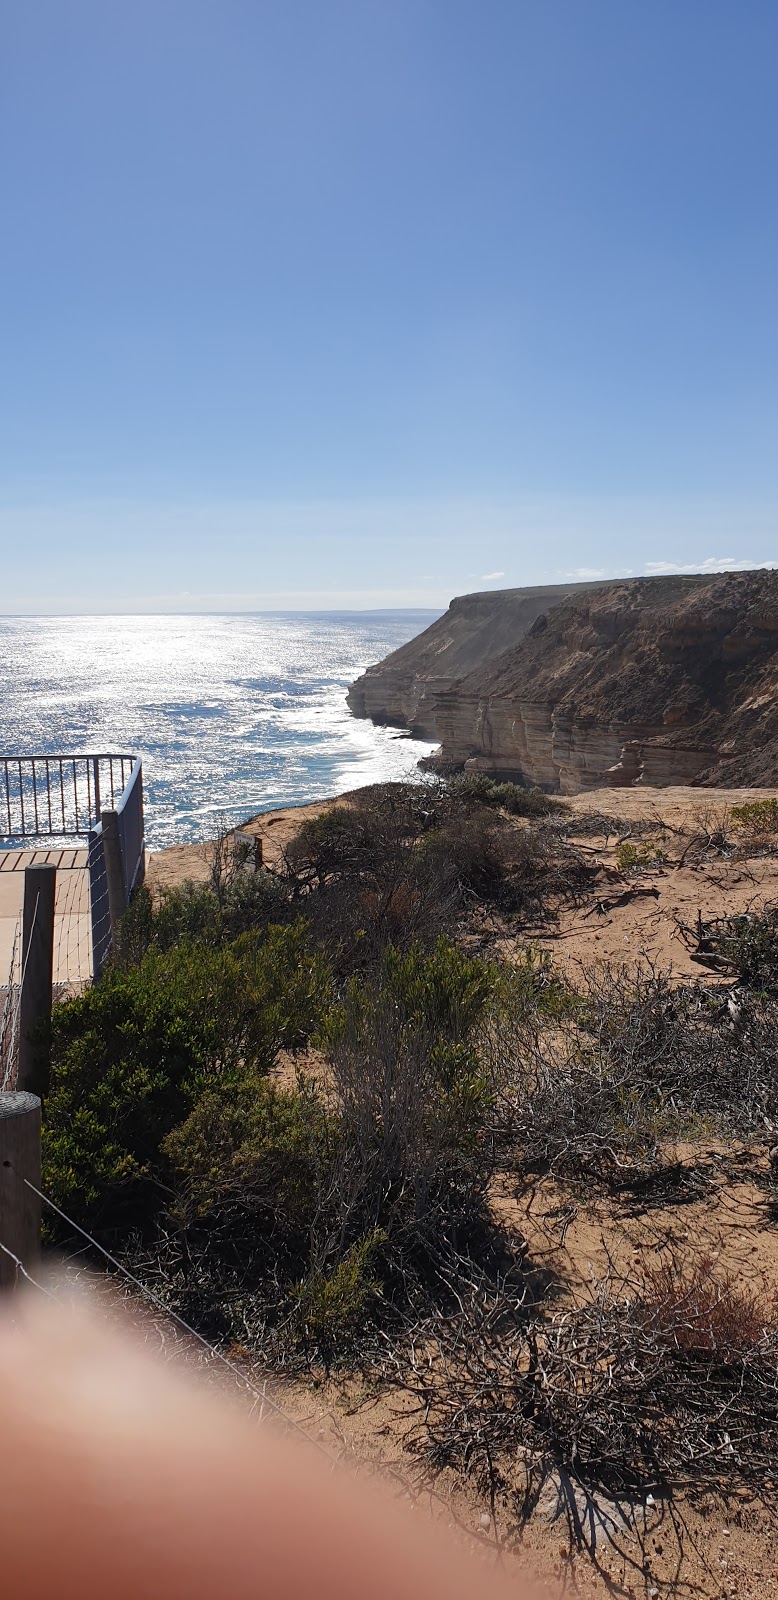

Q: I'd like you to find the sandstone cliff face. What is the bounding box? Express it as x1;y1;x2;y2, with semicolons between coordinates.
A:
429;572;778;791
347;570;778;792
346;580;612;737
431;693;713;792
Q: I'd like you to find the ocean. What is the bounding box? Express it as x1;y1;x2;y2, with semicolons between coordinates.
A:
0;612;440;849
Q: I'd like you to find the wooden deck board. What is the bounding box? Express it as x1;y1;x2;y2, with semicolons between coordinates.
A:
0;847;92;981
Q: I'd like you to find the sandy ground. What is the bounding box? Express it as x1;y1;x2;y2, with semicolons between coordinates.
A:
540;786;778;982
147;784;778;985
145;784;778;1595
146;794;351;894
267;1146;778;1599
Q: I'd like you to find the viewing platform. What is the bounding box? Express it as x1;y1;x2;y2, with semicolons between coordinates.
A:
0;847;90;986
0;756;145;990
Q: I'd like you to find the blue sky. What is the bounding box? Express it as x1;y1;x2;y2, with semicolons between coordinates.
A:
1;0;776;612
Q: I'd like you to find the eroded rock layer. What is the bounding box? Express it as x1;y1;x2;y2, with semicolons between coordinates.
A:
348;570;778;791
346;580;611;737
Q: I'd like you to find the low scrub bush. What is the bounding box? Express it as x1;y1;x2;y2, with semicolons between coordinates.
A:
641;1254;773;1359
484;959;778;1177
292;1229;385;1358
485;961;651;1175
719;910;778;991
483;948;576;1046
397;1254;778;1515
284;793;589;940
321;938;496;1251
44;922;330;1232
110;936;502;1363
287;793;490;969
120;872;289;961
690;907;778;993
281;793;462;968
165;1068;323;1237
731;797;778;843
686;802;734;853
446;774;568;818
272;783;597;981
616;838;665;873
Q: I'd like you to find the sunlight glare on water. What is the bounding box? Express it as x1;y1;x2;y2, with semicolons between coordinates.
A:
0;612;441;848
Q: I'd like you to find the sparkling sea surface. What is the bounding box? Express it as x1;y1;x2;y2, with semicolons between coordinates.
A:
0;612;440;849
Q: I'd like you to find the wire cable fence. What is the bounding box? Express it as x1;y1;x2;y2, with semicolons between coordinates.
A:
1;857;107;1106
28;1178;340;1460
0;1155;493;1545
0;1155;342;1462
0;1235;56;1297
0;918;22;1090
86;830;111;979
1;860;95;1095
52;857;93;992
0;754;143;994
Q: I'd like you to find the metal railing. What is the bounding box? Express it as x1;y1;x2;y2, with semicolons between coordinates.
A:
0;753;145;982
0;755;135;841
116;759;145;901
88;759;145;977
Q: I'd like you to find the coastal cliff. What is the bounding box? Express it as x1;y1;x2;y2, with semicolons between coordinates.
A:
346;580;611;737
348;570;778;791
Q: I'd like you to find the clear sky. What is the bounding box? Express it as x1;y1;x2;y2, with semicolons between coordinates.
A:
1;1;776;613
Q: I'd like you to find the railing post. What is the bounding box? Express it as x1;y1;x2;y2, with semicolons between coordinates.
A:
18;864;56;1100
101;808;127;951
0;1092;42;1290
133;761;145;889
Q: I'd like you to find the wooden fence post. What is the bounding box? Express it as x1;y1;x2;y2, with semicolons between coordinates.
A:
18;863;56;1099
101;808;127;950
0;1092;42;1290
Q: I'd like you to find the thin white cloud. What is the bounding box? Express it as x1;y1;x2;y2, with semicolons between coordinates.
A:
643;557;776;576
2;491;776;613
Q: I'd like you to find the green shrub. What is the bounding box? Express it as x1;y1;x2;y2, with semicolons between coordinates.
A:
293;1230;385;1356
322;939;496;1247
44;922;331;1231
45;954;218;1229
326;935;494;1095
277;783;587;975
164;1069;324;1232
282;795;464;967
120;872;289;960
418;811;513;903
284;807;368;890
731;799;778;842
706;909;778;993
146;940;497;1349
487;948;575;1030
228;922;333;1050
616;839;665;872
447;774;568;817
